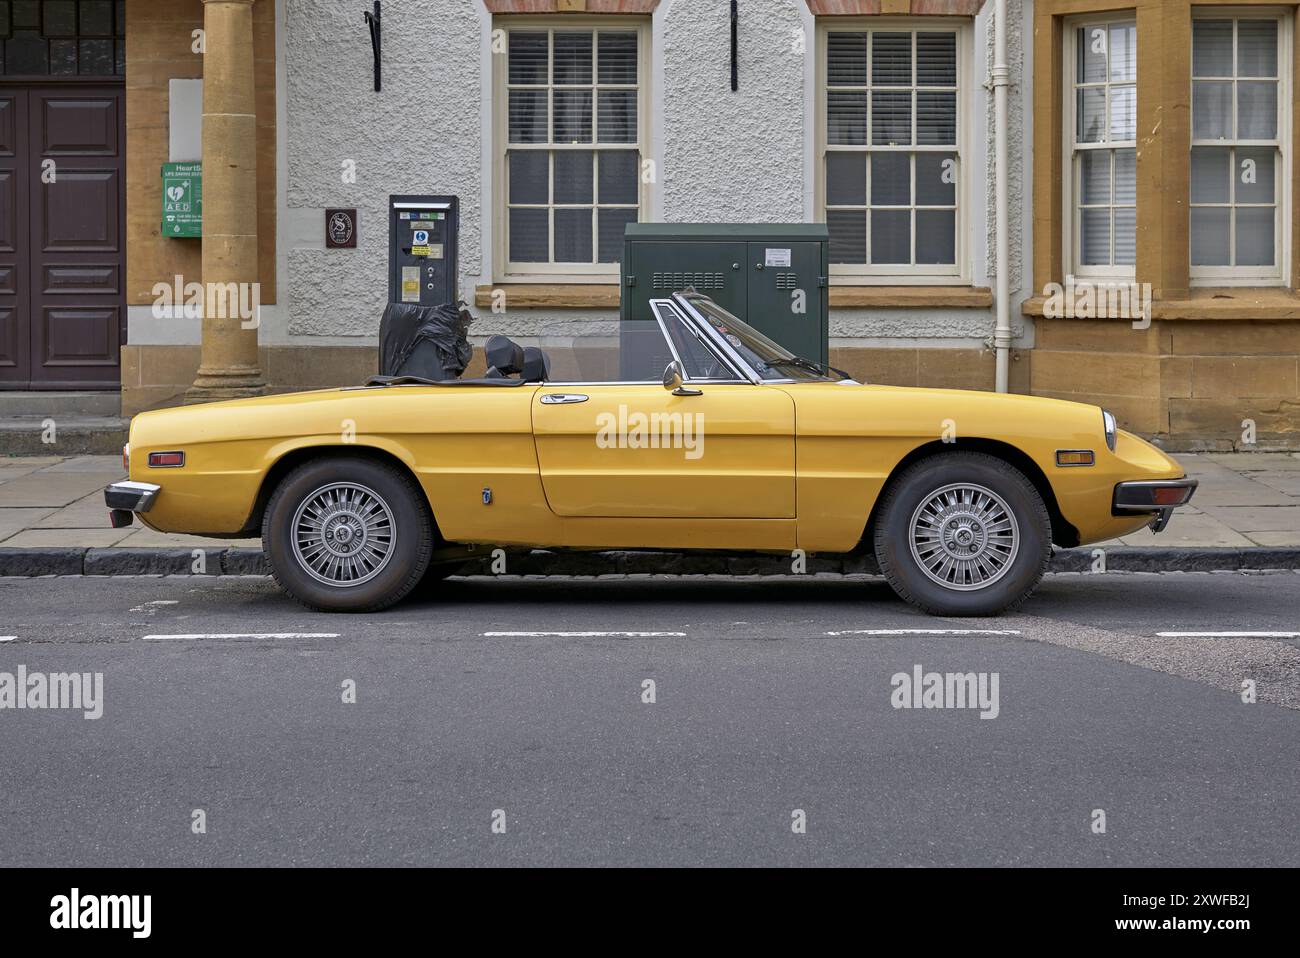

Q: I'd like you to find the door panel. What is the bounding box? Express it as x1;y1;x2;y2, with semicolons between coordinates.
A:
532;383;796;519
0;90;28;383
745;240;825;364
39;96;119;155
25;88;124;388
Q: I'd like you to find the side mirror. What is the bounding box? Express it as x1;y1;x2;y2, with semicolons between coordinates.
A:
663;361;702;396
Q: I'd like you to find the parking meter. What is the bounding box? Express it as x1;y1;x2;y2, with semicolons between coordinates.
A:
388;195;459;306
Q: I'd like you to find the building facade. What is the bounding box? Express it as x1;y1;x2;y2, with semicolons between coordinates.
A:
1;0;1296;448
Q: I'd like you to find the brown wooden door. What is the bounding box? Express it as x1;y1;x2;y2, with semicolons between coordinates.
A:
0;88;30;385
0;85;123;389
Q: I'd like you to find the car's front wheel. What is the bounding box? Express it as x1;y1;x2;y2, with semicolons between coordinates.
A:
872;452;1051;616
262;456;433;612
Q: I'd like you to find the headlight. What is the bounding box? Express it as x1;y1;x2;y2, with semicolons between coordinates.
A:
1102;409;1117;452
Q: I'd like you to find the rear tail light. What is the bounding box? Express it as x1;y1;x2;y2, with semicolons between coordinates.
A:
148;451;185;468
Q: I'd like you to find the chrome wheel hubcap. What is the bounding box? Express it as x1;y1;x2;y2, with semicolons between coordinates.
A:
291;482;396;587
908;482;1018;592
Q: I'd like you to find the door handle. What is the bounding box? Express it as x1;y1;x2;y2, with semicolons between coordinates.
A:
540;393;589;404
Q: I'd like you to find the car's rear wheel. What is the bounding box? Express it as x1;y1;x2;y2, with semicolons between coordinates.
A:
262;456;433;612
872;452;1051;616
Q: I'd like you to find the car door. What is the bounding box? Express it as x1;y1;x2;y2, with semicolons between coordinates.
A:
531;303;796;519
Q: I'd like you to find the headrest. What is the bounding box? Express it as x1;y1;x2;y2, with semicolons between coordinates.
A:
484;335;524;375
521;346;551;383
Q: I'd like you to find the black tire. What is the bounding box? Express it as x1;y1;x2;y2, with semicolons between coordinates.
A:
262;456;433;612
872;452;1051;616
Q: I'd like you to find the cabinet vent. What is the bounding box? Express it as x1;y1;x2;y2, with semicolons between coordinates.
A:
652;271;726;291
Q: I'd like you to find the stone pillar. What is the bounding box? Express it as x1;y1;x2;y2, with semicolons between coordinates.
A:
187;0;264;404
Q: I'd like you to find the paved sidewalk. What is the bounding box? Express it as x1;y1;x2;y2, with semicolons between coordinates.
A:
0;455;257;550
1;451;1299;553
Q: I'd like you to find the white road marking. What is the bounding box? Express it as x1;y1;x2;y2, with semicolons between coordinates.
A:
142;633;341;641
0;636;14;642
483;630;687;637
1156;631;1300;638
825;628;1022;636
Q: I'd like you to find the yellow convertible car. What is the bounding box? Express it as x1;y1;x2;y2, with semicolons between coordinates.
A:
105;292;1195;616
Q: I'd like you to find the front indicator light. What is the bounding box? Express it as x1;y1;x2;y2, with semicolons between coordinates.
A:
1056;450;1095;467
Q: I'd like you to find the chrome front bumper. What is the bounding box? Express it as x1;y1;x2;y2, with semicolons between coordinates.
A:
105;480;161;518
1112;478;1199;533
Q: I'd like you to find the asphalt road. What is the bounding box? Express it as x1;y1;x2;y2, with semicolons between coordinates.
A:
1;571;1298;867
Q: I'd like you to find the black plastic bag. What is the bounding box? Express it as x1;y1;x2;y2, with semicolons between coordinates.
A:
378;302;473;380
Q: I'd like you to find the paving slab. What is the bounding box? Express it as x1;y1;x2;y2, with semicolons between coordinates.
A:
1186;477;1297;507
1;527;133;548
0;469;123;507
0;508;57;542
1244;530;1300;547
1117;512;1255;548
33;491;112;528
0;464;57;483
1199;504;1300;533
1203;452;1300;469
114;527;261;550
1249;471;1300;497
39;455;124;473
0;456;63;467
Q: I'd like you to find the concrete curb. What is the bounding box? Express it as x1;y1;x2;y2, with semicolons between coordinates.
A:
2;546;1299;577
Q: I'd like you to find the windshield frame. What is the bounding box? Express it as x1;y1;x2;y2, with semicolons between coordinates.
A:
670;292;833;383
651;301;749;383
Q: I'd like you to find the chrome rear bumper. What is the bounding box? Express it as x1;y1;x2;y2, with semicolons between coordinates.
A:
105;480;161;513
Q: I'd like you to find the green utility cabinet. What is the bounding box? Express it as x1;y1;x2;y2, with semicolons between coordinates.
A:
620;224;830;379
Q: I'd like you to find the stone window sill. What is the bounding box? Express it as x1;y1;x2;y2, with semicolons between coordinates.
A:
1022;287;1300;321
829;285;992;308
474;284;621;309
476;283;993;310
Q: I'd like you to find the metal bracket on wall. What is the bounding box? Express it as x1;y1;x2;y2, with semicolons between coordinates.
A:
364;1;382;92
730;1;738;92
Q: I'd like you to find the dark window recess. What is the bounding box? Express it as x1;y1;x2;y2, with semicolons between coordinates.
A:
45;0;75;35
78;35;111;72
49;34;74;73
0;0;125;75
80;0;112;36
13;1;39;31
5;30;46;74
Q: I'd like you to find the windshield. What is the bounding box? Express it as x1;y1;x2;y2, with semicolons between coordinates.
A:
680;295;832;381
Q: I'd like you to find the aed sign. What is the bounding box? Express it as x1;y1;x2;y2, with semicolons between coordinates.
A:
161;162;202;238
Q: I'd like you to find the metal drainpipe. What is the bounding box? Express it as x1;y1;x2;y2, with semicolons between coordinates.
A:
992;0;1012;393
